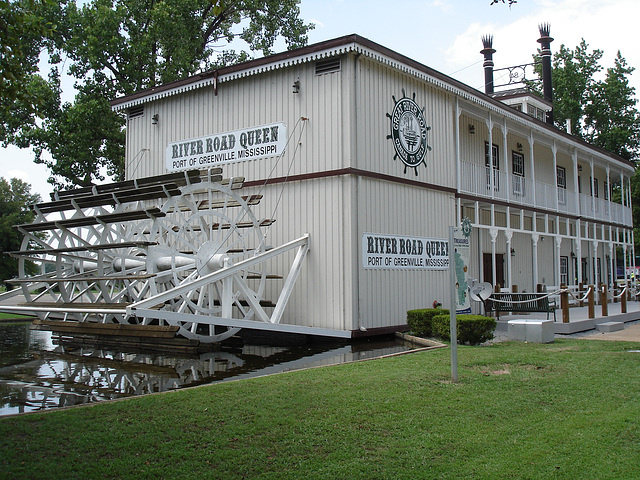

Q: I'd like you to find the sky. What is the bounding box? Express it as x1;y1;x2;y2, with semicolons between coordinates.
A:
2;0;639;200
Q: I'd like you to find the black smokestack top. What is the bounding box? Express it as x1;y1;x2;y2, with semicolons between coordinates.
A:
480;35;496;95
537;23;554;124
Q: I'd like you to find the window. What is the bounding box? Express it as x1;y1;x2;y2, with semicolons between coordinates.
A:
556;166;567;204
604;181;609;200
591;178;599;198
512;151;525;196
485;142;499;191
560;256;569;286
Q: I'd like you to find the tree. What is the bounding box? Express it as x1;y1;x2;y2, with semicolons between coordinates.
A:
583;51;640;162
0;178;41;288
529;40;640;160
0;0;54;113
2;0;314;190
530;41;640;251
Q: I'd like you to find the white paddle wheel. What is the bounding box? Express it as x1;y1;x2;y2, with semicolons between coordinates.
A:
1;169;310;344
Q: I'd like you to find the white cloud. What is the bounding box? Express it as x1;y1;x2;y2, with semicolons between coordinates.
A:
444;0;640;93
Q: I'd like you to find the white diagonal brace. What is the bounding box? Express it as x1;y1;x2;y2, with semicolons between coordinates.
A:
127;234;310;315
270;239;310;325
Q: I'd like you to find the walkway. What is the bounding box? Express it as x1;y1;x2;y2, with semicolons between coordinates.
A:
495;299;640;339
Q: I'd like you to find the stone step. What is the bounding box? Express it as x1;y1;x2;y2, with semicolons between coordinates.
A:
596;321;625;333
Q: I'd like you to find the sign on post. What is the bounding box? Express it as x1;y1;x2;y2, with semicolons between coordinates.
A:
448;218;472;382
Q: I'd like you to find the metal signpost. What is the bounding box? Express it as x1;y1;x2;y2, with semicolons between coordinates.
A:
449;219;472;382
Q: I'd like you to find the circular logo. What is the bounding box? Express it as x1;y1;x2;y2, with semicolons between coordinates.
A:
387;90;431;175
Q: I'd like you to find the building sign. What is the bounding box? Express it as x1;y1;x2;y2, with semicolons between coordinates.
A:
166;122;287;172
387;90;431;175
362;233;449;270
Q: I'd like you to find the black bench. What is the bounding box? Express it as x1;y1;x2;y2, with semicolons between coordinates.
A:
484;293;557;321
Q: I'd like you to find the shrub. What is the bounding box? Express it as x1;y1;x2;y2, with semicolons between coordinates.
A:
407;308;449;337
431;314;496;345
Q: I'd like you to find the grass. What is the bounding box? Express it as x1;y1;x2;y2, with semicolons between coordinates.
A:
1;339;639;479
0;313;35;321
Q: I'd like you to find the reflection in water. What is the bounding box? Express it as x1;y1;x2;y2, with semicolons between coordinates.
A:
0;322;417;416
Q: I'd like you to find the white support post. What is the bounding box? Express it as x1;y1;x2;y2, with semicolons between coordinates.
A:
532;233;540;289
505;229;513;290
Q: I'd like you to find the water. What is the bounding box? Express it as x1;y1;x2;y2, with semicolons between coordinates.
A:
0;321;418;416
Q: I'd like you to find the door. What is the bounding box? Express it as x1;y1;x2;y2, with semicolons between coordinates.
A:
483;253;505;288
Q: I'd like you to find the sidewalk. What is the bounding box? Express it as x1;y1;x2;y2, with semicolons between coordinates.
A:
495;299;640;340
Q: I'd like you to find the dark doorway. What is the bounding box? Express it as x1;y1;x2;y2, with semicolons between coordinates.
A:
483;253;505;288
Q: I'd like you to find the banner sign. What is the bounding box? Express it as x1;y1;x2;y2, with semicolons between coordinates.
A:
166;122;287;172
362;233;449;270
451;223;471;314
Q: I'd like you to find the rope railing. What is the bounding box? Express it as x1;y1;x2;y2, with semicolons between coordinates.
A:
490;285;637;302
564;286;593;303
488;286;600;305
488;289;564;305
604;285;628;300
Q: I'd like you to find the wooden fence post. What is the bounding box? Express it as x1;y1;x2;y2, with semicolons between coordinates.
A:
560;283;569;323
588;285;595;319
600;283;608;317
622;284;628;314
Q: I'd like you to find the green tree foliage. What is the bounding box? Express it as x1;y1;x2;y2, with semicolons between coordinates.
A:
529;40;640;160
0;178;41;287
583;52;640;162
530;41;640;250
2;0;314;190
0;0;54;113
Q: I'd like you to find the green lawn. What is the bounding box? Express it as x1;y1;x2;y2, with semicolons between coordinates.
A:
1;339;639;479
0;313;35;321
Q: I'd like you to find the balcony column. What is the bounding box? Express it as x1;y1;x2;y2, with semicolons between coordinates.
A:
489;227;498;288
627;179;633;225
572;150;579;216
501;121;509;200
505;229;513;290
552;142;558;211
589;158;596;217
606;167;611;219
532;233;540;288
529;131;536;205
486;115;494;199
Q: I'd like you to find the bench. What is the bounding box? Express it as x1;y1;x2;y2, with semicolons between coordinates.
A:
484;293;557;321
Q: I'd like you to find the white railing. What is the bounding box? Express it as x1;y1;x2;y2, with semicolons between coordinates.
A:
460;161;632;226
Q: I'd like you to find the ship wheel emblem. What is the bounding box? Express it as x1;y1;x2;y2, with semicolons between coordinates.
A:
386;89;431;175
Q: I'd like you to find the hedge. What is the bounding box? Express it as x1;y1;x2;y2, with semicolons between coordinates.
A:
431;314;496;345
407;308;449;337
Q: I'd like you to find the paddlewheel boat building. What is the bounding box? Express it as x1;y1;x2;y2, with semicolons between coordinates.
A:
3;27;635;342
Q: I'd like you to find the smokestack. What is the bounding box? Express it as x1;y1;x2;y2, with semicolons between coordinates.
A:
481;35;496;95
537;23;554;124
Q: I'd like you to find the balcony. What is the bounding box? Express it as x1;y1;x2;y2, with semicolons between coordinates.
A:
460;161;632;226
